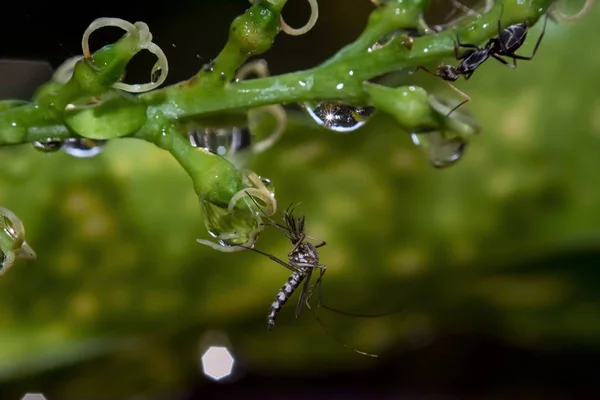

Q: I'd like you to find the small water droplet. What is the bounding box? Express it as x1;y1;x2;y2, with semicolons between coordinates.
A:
411;131;467;168
32;139;63;153
303;102;375;133
151;65;162;83
61;138;107;158
189;127;252;157
202;60;216;72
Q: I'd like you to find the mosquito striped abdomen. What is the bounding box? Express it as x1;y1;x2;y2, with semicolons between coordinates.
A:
267;268;308;330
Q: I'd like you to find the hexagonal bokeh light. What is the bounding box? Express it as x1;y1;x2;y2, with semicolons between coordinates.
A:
21;394;47;400
201;346;235;381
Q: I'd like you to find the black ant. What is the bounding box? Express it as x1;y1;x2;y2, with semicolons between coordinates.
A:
238;194;383;357
420;7;549;115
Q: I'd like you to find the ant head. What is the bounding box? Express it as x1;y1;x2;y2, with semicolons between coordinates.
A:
436;64;459;81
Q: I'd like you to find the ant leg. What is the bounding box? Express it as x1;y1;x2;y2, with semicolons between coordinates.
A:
455;33;482;51
510;14;548;61
417;65;433;75
496;3;510;54
490;53;516;68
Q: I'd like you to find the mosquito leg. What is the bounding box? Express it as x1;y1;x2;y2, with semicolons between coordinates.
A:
295;268;313;318
239;245;298;272
303;300;378;358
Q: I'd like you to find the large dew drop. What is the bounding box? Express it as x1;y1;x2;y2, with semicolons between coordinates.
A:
32;139;63;153
303;102;375;133
189;126;251;157
197;170;276;252
411;131;467;168
62;138;108;158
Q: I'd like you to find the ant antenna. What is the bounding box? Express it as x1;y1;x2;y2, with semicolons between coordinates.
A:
416;66;471;117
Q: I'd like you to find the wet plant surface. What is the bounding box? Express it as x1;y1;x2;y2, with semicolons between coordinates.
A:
0;0;599;398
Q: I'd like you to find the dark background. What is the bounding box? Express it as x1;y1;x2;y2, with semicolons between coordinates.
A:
1;0;599;399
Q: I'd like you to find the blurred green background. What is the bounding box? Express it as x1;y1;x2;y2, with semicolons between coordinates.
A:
1;0;599;398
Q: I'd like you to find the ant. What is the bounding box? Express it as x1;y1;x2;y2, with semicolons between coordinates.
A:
420;6;549;116
238;193;381;357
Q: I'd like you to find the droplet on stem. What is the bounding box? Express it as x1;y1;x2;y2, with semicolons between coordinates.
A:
62;138;108;158
189;127;252;157
32;139;63;153
303;102;375;133
410;131;467;168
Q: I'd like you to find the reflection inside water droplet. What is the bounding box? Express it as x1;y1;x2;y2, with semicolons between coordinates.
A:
32;139;63;153
303;102;375;133
411;131;467;168
189;127;252;158
201;199;261;247
62;138;107;158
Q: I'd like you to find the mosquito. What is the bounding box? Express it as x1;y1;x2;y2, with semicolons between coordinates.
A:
238;193;384;358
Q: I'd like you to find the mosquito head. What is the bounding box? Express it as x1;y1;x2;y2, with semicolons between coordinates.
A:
282;202;306;243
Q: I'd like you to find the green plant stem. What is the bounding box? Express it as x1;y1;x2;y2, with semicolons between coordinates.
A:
0;0;555;207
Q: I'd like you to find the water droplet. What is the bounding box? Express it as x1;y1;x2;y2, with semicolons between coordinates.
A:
410;131;467;168
32;139;63;153
0;251;6;273
202;60;216;72
62;138;108;158
189;127;252;158
201;199;261;246
151;65;162;83
303;102;375;133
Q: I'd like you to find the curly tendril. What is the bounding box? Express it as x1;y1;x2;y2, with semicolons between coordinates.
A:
197;170;276;253
81;18;169;93
228;170;277;216
53;55;83;84
279;0;319;36
550;0;595;22
249;0;319;36
0;207;36;277
249;105;287;154
235;60;287;155
235;59;269;81
196;227;262;253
